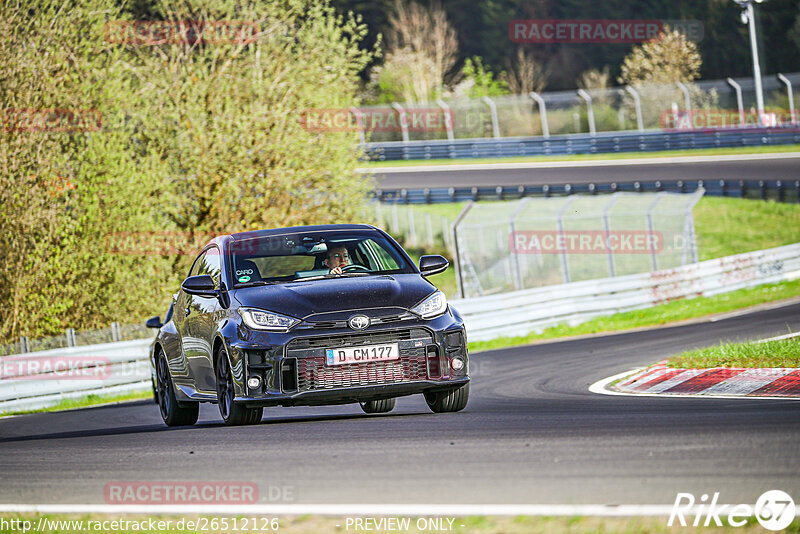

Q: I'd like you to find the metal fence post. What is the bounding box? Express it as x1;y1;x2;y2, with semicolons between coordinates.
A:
111;322;121;342
407;206;417;246
452;201;474;298
556;197;577;284
481;96;501;139
435;98;455;142
625;86;644;132
675;82;692;130
602;194;622;277
425;213;434;246
577;89;596;136
726;78;745;127
676;82;692;112
20;336;29;353
350;107;366;145
645;193;665;272
391;202;399;234
66;328;76;348
509;198;531;291
777;74;797;125
391;102;409;143
529;92;550;138
442;216;452;254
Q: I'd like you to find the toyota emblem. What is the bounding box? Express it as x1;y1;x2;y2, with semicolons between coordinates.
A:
348;315;370;330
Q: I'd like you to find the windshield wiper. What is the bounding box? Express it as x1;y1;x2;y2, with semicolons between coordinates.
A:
291;272;371;282
233;280;278;288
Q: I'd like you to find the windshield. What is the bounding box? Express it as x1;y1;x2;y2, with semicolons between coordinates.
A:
229;230;415;285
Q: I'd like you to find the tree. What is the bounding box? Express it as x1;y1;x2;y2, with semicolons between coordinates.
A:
0;0;376;341
373;0;458;102
618;28;702;85
502;48;547;95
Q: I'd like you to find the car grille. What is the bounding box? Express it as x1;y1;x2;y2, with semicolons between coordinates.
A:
284;328;433;392
298;313;415;330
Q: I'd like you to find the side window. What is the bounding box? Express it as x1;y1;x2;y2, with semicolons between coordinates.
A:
197;246;222;288
189;251;206;278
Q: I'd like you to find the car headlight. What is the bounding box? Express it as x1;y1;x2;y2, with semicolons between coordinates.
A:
238;308;300;331
411;291;447;319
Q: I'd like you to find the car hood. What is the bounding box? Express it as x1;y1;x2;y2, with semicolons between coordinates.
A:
231;274;437;319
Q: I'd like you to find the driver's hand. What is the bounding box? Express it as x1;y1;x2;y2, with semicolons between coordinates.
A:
330;266;343;274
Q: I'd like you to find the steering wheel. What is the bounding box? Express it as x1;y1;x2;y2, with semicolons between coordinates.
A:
342;264;371;272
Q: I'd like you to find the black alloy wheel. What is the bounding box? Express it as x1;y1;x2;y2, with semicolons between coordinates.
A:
156;350;199;426
215;345;263;426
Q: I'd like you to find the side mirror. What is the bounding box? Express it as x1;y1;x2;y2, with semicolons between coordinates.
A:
145;316;162;329
419;255;449;277
181;274;217;297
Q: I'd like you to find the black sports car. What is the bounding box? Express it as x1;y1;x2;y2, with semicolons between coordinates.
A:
146;224;469;426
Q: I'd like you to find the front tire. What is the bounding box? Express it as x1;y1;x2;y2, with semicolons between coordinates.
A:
424;383;469;413
156;350;199;426
360;398;396;414
215;345;263;426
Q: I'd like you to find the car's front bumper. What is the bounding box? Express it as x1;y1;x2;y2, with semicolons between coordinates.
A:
226;308;469;407
236;377;470;408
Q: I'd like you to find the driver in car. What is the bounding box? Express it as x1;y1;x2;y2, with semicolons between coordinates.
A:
324;245;351;274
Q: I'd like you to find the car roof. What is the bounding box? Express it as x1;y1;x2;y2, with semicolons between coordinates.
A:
227;224;379;242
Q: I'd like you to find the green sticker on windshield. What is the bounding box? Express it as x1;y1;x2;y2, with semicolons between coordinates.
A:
238;275;250;283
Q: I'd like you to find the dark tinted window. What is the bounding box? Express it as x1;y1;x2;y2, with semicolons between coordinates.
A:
230;230;413;284
197;246;222;288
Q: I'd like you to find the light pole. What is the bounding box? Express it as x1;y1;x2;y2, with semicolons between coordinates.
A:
733;0;766;124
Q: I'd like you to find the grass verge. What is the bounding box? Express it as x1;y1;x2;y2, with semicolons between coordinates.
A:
1;514;796;533
0;389;151;417
468;278;800;353
667;336;800;369
361;144;800;168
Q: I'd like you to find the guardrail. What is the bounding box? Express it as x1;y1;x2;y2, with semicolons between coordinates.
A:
363;126;800;161
376;179;800;204
2;242;798;413
451;242;800;342
0;339;152;414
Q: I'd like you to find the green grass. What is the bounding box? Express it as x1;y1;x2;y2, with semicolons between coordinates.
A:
468;278;800;353
694;197;800;261
0;389;151;417
360;144;800;168
668;336;800;369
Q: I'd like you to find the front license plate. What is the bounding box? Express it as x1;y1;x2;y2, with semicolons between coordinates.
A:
325;343;400;366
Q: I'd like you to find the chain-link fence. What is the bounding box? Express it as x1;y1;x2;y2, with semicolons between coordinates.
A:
452;190;704;298
0;322;153;357
356;73;800;143
369;202;456;255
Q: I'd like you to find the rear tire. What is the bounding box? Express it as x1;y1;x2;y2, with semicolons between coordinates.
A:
156;350;199;426
360;398;396;414
215;345;263;426
424;383;469;413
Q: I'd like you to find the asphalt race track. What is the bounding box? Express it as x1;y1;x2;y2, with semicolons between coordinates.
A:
369;153;800;189
1;302;799;506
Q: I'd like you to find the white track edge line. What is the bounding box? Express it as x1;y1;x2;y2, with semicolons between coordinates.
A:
358;152;800;174
588;369;800;401
0;503;734;517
